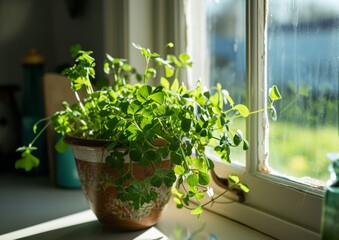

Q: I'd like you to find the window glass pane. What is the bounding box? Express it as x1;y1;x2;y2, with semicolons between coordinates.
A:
205;0;246;165
267;0;339;183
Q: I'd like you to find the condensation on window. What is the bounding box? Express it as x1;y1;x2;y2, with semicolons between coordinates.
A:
266;0;339;184
205;0;247;166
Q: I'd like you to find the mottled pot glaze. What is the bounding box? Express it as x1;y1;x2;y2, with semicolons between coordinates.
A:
64;136;172;231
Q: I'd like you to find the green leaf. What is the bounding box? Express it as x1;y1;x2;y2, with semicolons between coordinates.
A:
228;174;240;184
168;55;182;67
170;151;183;165
207;158;215;170
116;180;158;210
55;137;69;153
165;65;174;78
149;91;165;104
164;170;176;188
222;90;234;107
233;104;249;117
144;150;158;162
174;165;185;175
103;61;110;75
139;155;150;166
160;77;170;89
171;78;179;92
239;183;250;192
140;118;153;130
107;117;119;129
222;152;231;164
33;123;38;134
141;48;150;57
191;205;203;215
198;171;210;186
210;92;220;109
269;85;282;101
195;192;205;201
106;151;125;169
126;124;141;141
171;188;185;198
181;118;191;132
70;44;82;57
129;149;141;162
186;173;199;187
127;101;142;115
136;85;152;103
166;42;174;48
151;175;162;188
195;123;202;133
122;63;132;71
173;197;183;208
179;53;191;65
243;139;249;150
233;130;244;146
178;85;187;94
169;141;180;151
15;151;40;171
146;68;157;79
200;129;208;137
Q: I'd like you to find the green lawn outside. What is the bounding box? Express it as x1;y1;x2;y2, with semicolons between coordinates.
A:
269;122;338;181
226;119;338;182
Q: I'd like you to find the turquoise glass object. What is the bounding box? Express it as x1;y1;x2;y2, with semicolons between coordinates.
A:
56;145;81;189
20;49;47;174
320;153;339;239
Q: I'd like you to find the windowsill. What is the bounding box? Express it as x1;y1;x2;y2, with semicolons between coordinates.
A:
0;173;274;240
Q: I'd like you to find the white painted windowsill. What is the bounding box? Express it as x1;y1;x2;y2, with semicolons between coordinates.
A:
1;202;274;240
0;173;273;240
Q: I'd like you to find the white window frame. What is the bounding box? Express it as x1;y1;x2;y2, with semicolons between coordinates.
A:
185;0;323;239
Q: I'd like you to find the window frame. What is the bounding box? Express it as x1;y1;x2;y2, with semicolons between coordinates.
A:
185;0;323;239
105;0;325;238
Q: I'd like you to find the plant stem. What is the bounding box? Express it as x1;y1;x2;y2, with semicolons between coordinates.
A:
179;145;190;169
29;120;51;146
232;107;268;119
201;184;236;207
73;90;86;113
143;56;150;84
179;183;238;211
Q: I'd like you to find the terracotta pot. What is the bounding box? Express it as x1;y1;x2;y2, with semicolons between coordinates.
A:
64;136;172;231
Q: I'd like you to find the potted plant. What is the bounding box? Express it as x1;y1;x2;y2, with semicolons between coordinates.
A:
15;43;281;230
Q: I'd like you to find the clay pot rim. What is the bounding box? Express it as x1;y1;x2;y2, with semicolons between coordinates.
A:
64;135;110;148
64;135;167;149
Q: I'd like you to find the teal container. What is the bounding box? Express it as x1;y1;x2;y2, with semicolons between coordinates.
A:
20;49;47;174
22;49;45;116
320;153;339;239
56;145;81;189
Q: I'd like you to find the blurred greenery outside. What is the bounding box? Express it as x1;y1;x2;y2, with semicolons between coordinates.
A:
224;86;338;182
209;68;337;183
223;118;336;183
